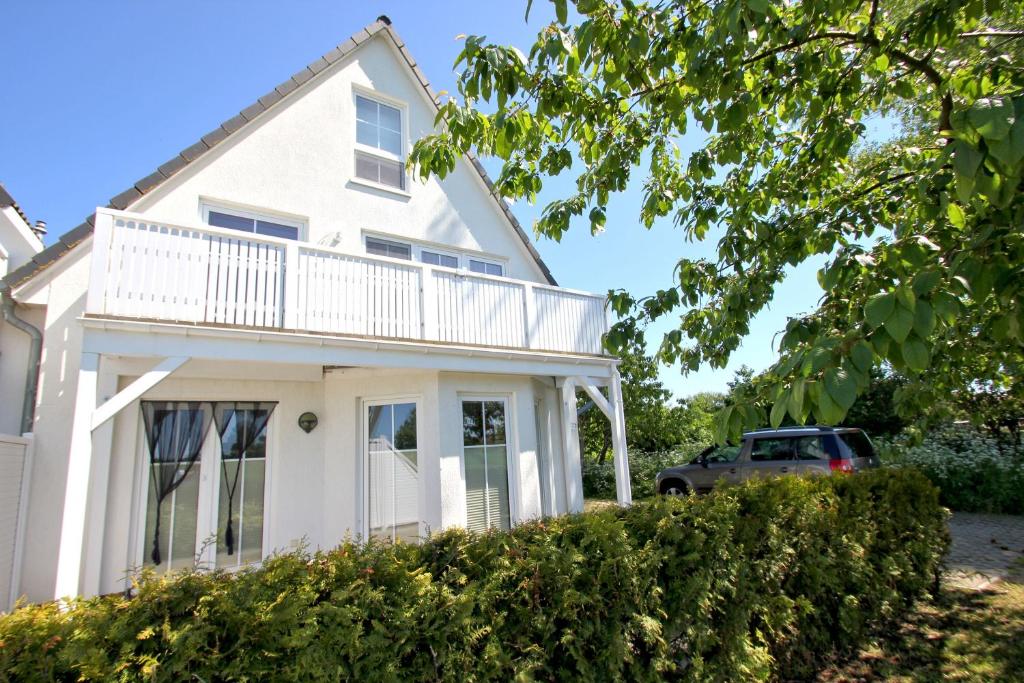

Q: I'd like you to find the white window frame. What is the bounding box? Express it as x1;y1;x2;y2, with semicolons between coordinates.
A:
351;87;409;193
132;406;276;573
200;201;307;242
361;231;509;274
457;394;521;531
467;257;505;277
359;395;425;542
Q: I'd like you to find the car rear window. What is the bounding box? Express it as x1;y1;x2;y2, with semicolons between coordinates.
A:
838;431;875;459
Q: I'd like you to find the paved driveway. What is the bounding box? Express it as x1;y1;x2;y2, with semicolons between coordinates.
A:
945;512;1024;589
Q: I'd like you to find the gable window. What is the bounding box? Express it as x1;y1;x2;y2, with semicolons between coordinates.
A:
354;94;405;190
420;250;459;268
366;236;412;260
204;206;302;241
462;399;511;532
140;400;276;573
469;259;503;277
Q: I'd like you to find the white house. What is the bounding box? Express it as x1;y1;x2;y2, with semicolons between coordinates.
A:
0;16;630;605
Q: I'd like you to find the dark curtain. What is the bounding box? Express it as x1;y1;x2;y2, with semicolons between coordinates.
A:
212;402;277;556
141;401;212;565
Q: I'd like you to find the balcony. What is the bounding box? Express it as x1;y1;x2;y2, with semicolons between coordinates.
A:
84;209;609;356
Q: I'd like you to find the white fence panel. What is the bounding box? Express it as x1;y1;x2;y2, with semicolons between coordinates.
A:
102;218;284;327
432;271;527;348
295;248;422;340
532;287;606;354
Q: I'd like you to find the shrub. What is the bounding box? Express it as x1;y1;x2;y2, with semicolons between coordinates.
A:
583;445;702;500
880;425;1024;514
0;469;947;682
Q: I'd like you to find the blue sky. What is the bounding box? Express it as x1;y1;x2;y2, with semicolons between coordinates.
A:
0;1;825;398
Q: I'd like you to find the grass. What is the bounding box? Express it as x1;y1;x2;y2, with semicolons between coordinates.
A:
817;561;1024;682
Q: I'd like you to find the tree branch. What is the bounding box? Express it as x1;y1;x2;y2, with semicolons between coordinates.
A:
960;29;1024;38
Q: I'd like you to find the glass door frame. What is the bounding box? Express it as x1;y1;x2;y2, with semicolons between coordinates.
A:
457;394;521;531
359;394;424;542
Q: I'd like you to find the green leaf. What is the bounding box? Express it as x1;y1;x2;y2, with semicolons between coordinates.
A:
913;300;936;338
815;390;844;425
885;305;914;343
850;341;874;374
947;203;966;228
824;368;858;411
912;271;941;296
967;97;1013;141
787;379;805;423
770;392;788;428
874;54;889;72
554;0;568;24
901;337;930;372
864;292;895;328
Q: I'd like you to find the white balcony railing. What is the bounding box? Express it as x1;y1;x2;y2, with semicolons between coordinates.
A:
85;209;609;355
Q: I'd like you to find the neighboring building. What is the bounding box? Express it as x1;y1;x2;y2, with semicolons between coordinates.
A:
0;17;630;604
0;183;44;435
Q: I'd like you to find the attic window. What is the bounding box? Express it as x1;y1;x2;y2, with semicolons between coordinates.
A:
354;94;405;190
366;236;412;260
204;206;302;241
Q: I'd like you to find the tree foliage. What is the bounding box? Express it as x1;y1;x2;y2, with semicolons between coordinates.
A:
411;0;1024;442
578;342;716;459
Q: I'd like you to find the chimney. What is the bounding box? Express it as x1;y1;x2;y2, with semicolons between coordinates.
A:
32;220;47;240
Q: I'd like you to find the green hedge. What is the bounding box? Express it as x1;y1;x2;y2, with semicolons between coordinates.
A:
0;469;947;682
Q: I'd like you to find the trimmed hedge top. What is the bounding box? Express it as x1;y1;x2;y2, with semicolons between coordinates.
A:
0;469;947;682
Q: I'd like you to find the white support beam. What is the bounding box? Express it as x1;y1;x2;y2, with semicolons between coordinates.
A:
573;375;612;420
90;356;189;431
55;352;99;600
82;364;118;596
609;368;632;506
560;378;584;513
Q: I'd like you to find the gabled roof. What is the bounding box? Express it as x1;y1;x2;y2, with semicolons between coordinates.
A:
3;16;556;290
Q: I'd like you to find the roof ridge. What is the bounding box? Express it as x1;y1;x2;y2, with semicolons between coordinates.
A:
4;17;556;289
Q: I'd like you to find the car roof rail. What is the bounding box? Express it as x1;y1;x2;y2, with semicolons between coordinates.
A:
745;425;836;433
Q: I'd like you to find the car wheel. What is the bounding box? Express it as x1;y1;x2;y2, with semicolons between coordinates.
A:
661;481;689;497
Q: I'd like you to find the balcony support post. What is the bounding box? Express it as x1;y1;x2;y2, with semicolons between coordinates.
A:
560;378;584;513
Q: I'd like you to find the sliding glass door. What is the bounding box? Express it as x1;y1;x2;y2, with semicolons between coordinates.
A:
365;400;420;543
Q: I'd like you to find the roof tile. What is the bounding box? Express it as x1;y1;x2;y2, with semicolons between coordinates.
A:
134;171;166;194
307;57;330;75
201;126;230;148
275;78;298;98
109;187;143;210
221;114;248;134
258;89;283;109
58;221;94;246
291;67;314;85
351;28;371;44
239;102;265;122
337;38;357;54
179;140;210;162
323;46;344;64
157;155;188;178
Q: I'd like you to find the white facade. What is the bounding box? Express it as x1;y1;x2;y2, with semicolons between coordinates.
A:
1;19;630;604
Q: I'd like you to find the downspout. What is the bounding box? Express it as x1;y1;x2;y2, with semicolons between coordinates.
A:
0;280;42;434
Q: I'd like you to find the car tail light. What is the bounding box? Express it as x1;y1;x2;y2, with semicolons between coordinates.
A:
829;459;854;473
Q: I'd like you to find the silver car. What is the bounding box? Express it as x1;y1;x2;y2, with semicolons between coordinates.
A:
655;426;881;496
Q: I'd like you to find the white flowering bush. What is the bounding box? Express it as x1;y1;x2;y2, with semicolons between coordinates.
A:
880;425;1024;514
